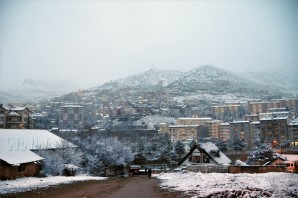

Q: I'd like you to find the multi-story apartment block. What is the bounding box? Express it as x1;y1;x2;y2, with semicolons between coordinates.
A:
288;118;298;147
229;121;250;147
249;121;261;148
176;117;212;126
159;124;199;143
248;98;298;114
248;101;272;114
219;122;230;141
260;116;289;144
259;111;290;120
207;120;223;140
59;105;83;129
0;105;30;129
244;114;259;122
212;105;240;118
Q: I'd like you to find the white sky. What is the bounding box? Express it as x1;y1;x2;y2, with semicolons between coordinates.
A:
0;0;297;88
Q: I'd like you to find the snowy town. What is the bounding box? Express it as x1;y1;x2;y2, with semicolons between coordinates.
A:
1;0;298;197
1;71;298;197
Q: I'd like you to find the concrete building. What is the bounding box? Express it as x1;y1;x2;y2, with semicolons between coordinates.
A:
0;105;30;129
288;118;298;147
249;121;261;148
260;117;289;144
248;101;272;114
219;122;230;141
176;117;212;126
229;121;250;147
59;105;83;129
212;105;240;118
207;120;223;140
160;124;199;143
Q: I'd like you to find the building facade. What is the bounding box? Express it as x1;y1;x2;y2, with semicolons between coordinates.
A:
207;120;223;140
59;105;83;129
219;122;230;141
288;119;298;147
0;105;30;129
260;117;289;144
176;117;212;126
229;121;250;147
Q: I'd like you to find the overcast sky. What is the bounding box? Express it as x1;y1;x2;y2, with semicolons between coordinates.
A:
0;0;297;89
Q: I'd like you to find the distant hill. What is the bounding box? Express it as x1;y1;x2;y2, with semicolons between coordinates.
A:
242;65;298;96
99;65;280;96
167;65;259;93
0;79;79;102
100;68;183;90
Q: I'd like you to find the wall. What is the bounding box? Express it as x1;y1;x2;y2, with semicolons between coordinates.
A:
228;165;286;174
0;160;40;180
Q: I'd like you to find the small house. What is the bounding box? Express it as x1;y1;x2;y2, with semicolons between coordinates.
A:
177;142;231;172
0;129;76;180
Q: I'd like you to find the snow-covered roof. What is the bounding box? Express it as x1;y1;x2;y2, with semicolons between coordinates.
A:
230;121;249;124
199;142;231;165
169;125;199;128
178;117;212;120
260;116;288;121
220;122;230;126
2;106;28;111
250;121;260;124
7;111;21;116
60;105;82;108
0;129;76;165
0;151;44;165
0;129;76;150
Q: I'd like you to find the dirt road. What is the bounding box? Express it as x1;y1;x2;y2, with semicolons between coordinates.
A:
2;175;182;198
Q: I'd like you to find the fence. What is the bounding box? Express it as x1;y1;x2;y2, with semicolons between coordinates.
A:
186;164;229;173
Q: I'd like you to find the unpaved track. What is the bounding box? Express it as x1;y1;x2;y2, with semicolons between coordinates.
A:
2;175;182;198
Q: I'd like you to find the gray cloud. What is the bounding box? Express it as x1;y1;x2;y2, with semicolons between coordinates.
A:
1;0;297;89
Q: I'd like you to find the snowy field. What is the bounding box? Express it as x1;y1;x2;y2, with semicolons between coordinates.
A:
1;173;297;197
157;172;298;198
0;175;106;195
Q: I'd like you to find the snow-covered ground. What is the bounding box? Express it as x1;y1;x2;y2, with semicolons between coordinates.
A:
0;175;106;195
1;172;297;197
157;172;298;197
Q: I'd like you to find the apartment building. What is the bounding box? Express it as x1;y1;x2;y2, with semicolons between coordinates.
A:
248;101;272;114
288;119;298;147
212;105;240;118
159;124;199;143
219;122;230;141
207;120;223;140
260;116;289;144
249;121;261;148
176;117;212;126
248;98;298;114
59;105;83;129
229;121;250;147
0;105;30;129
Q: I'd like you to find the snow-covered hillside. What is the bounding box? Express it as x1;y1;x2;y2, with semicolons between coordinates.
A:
168;65;265;94
99;65;276;96
101;68;183;90
243;66;298;96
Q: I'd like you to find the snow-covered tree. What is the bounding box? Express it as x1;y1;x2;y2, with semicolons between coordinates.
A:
35;140;83;176
138;115;176;130
215;140;228;152
175;140;185;159
83;137;134;175
247;144;277;165
231;138;246;154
